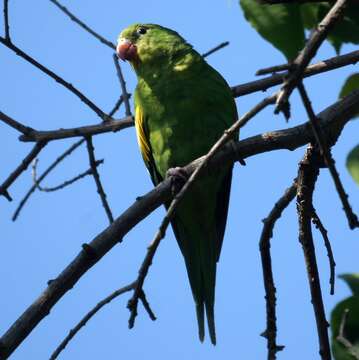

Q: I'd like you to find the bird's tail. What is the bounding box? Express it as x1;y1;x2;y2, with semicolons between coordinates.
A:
194;270;217;345
205;301;216;345
196;301;205;342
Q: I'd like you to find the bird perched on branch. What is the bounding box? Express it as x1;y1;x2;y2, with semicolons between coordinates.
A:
117;23;237;345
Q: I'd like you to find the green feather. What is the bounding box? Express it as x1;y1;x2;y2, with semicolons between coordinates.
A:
118;23;238;344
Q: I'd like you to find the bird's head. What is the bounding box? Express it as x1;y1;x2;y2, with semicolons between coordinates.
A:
117;24;194;73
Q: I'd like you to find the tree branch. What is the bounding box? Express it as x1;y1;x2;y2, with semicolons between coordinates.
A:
49;282;136;360
12;139;85;220
19;116;134;143
234;49;359;97
260;180;296;360
256;63;293;76
275;0;347;114
311;210;336;295
297;144;331;360
113;54;132;117
298;82;358;228
3;0;10;41
0;110;34;135
49;0;116;50
32;157;103;192
0;36;107;120
202;41;229;58
9;50;357;144
85;137;114;224
0;141;47;201
0;91;357;359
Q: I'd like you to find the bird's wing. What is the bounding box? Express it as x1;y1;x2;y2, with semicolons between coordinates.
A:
134;104;163;185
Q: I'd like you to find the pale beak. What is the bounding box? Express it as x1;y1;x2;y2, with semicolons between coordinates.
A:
116;38;137;61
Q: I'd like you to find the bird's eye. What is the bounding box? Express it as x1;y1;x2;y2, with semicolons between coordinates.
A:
137;27;147;35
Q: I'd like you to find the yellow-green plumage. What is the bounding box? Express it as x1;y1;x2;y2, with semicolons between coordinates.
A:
118;24;237;344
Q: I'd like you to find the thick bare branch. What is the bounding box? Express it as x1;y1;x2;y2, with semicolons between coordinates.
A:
297;144;331;360
298;82;358;229
49;0;116;50
275;0;347;113
19;116;134;143
0;91;357;359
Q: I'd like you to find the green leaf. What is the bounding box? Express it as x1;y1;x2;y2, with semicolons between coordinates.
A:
300;3;320;30
340;74;359;99
339;274;359;297
339;73;359;119
331;297;359;360
346;145;359;186
239;0;305;60
318;4;359;54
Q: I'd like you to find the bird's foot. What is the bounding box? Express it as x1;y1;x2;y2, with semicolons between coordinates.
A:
166;167;188;195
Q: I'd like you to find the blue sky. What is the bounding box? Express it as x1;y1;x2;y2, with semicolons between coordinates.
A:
1;1;358;359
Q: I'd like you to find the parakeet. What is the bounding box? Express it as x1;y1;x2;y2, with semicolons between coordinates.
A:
117;24;237;345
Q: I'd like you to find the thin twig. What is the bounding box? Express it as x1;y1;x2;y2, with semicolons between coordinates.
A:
275;0;348;114
3;0;10;41
256;63;293;76
49;282;136;360
311;210;336;295
260;180;297;360
0;111;34;135
233;49;359;97
85;137;114;224
0;36;106;120
0;91;357;359
12;139;85;221
113;54;132;117
336;309;359;360
49;0;116;49
138;290;157;321
297;144;331;360
32;158;103;192
0;141;47;201
298;81;359;229
127;94;277;327
127;226;164;328
19;116;134;143
108;95;132;118
202;41;229;58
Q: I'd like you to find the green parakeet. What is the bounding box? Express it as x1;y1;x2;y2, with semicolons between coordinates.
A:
117;24;237;345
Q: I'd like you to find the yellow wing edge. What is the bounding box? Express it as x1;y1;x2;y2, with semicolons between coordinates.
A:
135;105;151;164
